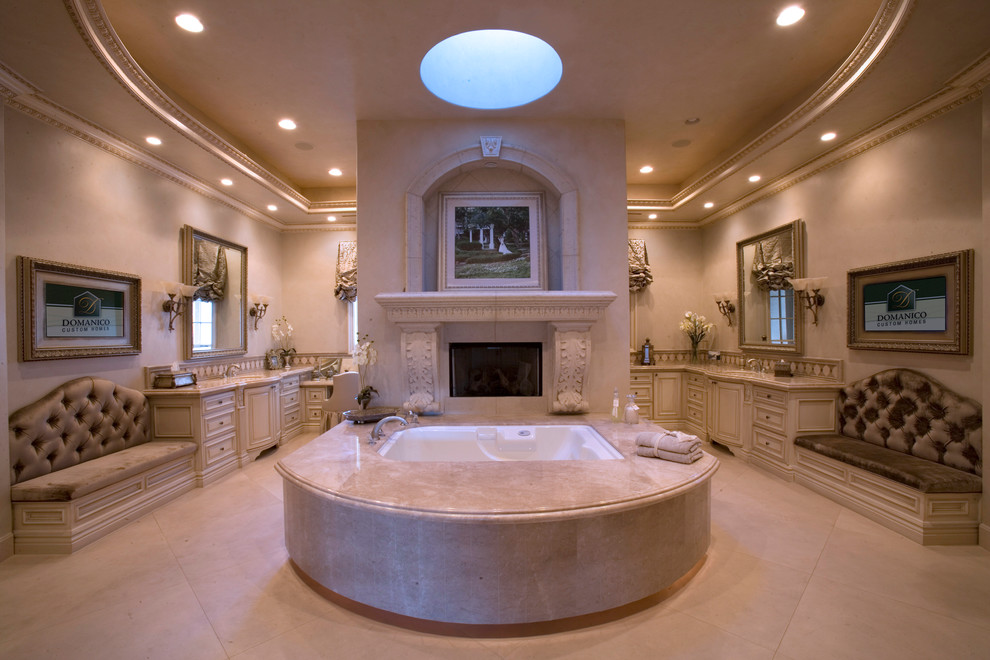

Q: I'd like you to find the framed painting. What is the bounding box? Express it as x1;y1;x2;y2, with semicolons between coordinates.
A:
17;256;142;361
847;249;972;354
439;192;546;290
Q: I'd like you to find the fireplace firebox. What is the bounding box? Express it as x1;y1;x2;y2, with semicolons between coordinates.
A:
449;343;542;397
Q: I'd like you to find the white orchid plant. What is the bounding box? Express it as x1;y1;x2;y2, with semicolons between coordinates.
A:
679;311;714;349
354;332;378;408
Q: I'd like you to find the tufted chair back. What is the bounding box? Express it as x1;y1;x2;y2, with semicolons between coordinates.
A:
9;377;150;485
838;369;981;476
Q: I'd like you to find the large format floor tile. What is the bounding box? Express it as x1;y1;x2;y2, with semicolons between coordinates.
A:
1;432;988;659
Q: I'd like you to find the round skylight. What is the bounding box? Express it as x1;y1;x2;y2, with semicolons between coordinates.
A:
420;30;562;109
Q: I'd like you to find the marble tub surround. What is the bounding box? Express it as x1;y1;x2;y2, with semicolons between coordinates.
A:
277;415;717;626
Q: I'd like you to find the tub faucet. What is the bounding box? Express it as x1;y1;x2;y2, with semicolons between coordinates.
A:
371;415;408;442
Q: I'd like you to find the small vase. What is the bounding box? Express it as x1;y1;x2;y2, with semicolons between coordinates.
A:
690;343;702;364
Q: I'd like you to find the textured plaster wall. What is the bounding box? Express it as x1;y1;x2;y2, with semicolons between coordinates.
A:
982;92;990;549
1;105;11;559
356;119;629;413
2;110;287;410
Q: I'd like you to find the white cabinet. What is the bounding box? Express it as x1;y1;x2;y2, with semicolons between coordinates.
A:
709;380;744;448
147;388;238;487
683;372;707;439
748;384;838;479
302;383;332;431
242;382;279;459
280;374;302;442
652;372;682;424
629;373;654;420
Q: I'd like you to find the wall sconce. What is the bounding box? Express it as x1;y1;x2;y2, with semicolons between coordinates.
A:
713;292;736;326
249;294;271;330
161;282;198;331
788;277;827;325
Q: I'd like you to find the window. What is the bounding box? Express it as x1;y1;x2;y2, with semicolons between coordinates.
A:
768;289;794;345
192;299;215;351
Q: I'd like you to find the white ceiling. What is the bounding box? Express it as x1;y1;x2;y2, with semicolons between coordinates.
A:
1;1;988;229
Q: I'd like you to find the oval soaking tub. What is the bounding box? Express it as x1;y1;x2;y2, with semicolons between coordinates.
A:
378;424;622;462
277;416;717;629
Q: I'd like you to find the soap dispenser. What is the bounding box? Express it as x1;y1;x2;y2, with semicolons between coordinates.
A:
623;393;640;424
610;387;621;422
641;338;653;365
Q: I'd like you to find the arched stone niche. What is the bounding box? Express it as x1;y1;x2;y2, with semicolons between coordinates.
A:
404;143;579;293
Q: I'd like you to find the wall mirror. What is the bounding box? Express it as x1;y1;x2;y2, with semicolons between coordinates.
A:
182;225;247;360
737;219;805;355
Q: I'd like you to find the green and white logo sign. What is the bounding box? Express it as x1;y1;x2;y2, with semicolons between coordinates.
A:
863;276;946;332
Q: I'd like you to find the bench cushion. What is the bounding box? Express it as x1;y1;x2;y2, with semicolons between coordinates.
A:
11;441;196;502
795;434;982;494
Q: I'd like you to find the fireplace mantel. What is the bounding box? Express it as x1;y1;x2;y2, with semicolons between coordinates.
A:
374;291;617;324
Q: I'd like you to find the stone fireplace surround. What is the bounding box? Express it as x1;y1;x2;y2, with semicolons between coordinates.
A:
375;291;616;414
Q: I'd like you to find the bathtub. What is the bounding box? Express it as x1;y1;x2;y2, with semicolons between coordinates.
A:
377;424;622;462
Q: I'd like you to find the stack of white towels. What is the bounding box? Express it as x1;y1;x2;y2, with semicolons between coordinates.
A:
635;430;703;464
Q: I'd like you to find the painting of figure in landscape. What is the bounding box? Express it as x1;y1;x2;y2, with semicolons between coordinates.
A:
453;205;531;279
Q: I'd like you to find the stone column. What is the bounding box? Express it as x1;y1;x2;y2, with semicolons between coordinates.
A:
399;323;442;414
549;322;592;413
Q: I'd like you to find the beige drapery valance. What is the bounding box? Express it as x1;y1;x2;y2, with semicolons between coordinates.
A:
752;236;793;290
193;238;228;302
335;241;357;302
628;239;653;292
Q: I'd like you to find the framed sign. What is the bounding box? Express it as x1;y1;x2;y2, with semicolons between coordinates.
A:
847;250;972;354
18;256;142;361
439;192;546;290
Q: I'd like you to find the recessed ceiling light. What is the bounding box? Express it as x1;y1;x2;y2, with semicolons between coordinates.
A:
327;215;336;222
328;168;343;177
145;136;162;146
175;14;204;33
776;6;805;27
267;204;278;211
278;119;297;130
704;202;715;209
648;213;658;220
420;30;562;109
748;174;762;183
640;165;654;174
820;132;837;141
220;178;233;186
684;117;701;125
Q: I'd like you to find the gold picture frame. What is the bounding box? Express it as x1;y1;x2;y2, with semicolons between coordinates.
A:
17;256;142;361
847;249;972;354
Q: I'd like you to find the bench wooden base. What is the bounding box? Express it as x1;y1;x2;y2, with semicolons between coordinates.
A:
12;453;196;554
794;447;981;546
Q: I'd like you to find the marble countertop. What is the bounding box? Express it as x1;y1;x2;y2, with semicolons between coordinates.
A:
144;366;313;395
276;414;719;520
630;363;841;389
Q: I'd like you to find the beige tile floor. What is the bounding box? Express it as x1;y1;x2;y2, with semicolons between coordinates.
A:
2;433;989;659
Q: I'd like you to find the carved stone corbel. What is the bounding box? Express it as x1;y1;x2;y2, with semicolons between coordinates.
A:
550;322;592;414
399;323;442;414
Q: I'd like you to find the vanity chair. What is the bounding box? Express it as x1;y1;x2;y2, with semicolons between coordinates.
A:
321;371;360;431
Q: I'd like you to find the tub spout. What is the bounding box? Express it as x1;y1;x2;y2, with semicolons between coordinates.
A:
371;415;408;442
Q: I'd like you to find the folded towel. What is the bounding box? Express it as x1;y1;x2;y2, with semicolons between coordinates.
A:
635;445;703;463
635;430;701;454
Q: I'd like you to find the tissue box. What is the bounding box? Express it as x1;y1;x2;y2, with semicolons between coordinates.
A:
153;372;197;388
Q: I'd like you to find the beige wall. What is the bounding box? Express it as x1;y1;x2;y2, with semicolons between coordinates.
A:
1;105;11;559
982;92;990;549
356;119;630;412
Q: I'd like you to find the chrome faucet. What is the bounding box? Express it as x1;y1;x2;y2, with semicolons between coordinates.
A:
371;415;408;442
746;358;760;372
224;364;240;378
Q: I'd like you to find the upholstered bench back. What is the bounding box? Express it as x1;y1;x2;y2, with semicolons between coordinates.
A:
838;369;981;477
9;377;150;485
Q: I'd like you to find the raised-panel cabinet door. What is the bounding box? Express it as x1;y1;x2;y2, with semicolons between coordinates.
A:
245;384;277;452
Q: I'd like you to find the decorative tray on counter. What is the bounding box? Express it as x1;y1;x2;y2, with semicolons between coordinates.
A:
343;407;400;424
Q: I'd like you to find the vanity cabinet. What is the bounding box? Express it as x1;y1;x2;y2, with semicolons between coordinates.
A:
748;384;837;479
242;382;280;459
708;380;744;449
280;374;302;442
629;373;654;420
652;372;682;425
683;373;708;439
302;382;333;431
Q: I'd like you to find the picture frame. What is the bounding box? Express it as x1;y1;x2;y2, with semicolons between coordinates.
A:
439;192;546;290
847;249;972;354
17;256;142;361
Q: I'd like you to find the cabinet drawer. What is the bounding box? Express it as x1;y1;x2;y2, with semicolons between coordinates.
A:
203;391;235;414
686;403;705;425
204;432;236;466
283;409;302;429
686;386;705;404
753;428;786;460
305;388;327;403
753;402;786;433
753;387;786;406
630;373;652;384
306;406;325;422
204;410;235;438
686;373;706;386
281;390;300;407
281;375;300;391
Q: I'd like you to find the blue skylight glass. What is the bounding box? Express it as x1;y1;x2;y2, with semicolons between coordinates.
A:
420;30;563;110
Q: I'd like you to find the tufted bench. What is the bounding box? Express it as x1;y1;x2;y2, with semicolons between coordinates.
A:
794;369;982;545
9;377;196;553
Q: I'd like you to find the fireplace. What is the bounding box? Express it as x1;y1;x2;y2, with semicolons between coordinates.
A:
449;343;542;397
